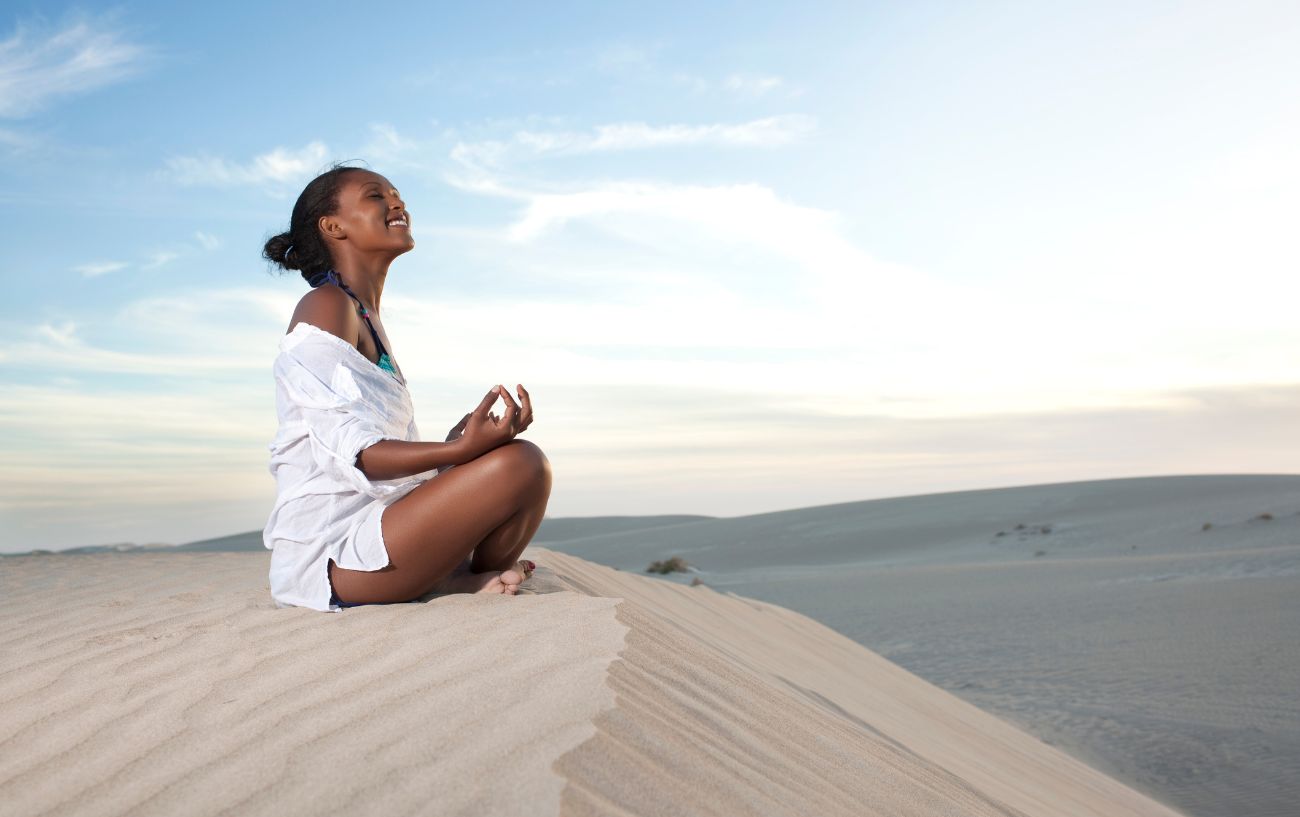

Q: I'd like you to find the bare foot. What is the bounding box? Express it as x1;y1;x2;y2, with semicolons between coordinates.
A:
430;566;525;596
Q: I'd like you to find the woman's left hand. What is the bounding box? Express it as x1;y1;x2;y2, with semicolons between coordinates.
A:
447;384;534;440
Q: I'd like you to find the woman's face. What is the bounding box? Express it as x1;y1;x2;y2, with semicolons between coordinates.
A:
324;170;415;257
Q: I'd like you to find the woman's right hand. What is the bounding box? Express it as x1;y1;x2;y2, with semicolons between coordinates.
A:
456;385;523;461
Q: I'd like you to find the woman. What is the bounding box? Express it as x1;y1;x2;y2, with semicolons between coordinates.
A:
261;162;551;612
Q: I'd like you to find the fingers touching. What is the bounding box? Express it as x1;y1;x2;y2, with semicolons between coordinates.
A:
515;384;533;431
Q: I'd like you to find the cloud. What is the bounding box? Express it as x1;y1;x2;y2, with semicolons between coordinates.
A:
193;230;220;251
5;272;1298;550
5;356;1296;550
161;140;330;187
437;156;1300;418
593;42;660;72
479;178;927;328
526;115;814;152
141;250;179;269
671;72;710;94
674;71;801;99
0;11;150;118
35;320;77;345
358;122;444;173
0;125;41;152
722;73;792;97
68;238;217;281
0;288;296;378
73;260;127;277
450;115;815;169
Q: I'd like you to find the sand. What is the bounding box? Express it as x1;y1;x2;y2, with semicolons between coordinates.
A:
0;546;1186;816
544;474;1300;817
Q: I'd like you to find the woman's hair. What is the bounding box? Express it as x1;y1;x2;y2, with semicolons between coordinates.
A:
262;160;369;286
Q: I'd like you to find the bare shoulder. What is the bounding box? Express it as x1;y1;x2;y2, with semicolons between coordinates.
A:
287;285;358;346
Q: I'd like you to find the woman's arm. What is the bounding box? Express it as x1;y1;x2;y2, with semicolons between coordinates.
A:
359;385;526;480
355;438;469;481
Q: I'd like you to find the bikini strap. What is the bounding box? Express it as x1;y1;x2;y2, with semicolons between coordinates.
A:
336;284;390;359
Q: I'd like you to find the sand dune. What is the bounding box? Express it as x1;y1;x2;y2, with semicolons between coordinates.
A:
0;546;1185;816
540;475;1300;817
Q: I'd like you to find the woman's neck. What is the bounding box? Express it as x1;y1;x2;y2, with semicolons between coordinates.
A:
335;264;387;314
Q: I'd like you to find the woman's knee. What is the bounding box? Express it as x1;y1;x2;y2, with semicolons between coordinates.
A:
480;438;551;483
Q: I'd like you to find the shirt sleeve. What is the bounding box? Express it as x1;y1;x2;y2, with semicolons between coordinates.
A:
275;334;427;501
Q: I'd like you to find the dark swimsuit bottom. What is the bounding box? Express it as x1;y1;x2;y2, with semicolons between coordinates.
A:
310;269;405;609
330;590;371;609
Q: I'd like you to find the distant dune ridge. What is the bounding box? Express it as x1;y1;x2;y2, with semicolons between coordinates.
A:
0;543;1187;816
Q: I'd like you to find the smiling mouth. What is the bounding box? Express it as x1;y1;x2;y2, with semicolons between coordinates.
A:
387;216;410;228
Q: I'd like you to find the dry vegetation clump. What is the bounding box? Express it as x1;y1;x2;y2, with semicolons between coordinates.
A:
646;556;691;574
995;522;1054;539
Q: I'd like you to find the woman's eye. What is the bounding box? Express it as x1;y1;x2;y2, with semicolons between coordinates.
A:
370;194;383;199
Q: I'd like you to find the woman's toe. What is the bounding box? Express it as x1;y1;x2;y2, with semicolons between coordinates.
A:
500;567;524;586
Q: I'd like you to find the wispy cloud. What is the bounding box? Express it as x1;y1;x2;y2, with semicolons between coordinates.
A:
73;244;213;279
141;249;179;270
0;11;151;118
0;124;41;152
722;73;796;98
193;230;220;250
161;140;330;187
522;115;814;152
674;71;801;99
480;177;912;321
450;114;815;170
592;42;661;73
1;288;295;377
438;154;1300;418
358;122;443;173
72;260;128;277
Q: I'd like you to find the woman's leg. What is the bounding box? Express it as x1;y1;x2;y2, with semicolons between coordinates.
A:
329;439;552;604
468;465;551;573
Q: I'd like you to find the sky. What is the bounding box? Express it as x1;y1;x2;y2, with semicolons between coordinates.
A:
1;1;1298;552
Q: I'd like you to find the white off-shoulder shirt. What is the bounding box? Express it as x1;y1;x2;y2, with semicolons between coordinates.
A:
263;321;437;612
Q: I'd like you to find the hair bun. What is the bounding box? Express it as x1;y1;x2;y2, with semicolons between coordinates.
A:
262;161;367;284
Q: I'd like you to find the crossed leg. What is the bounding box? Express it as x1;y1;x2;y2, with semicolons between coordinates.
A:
329;439;553;604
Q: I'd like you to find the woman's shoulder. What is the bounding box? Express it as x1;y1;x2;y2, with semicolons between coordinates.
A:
286;285;359;346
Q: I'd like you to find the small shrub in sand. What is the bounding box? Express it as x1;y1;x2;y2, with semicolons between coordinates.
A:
647;556;691;574
1033;549;1047;557
690;577;705;587
1202;522;1213;531
1253;513;1274;521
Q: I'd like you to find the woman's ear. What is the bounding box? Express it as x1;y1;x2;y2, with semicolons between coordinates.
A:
318;214;345;241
